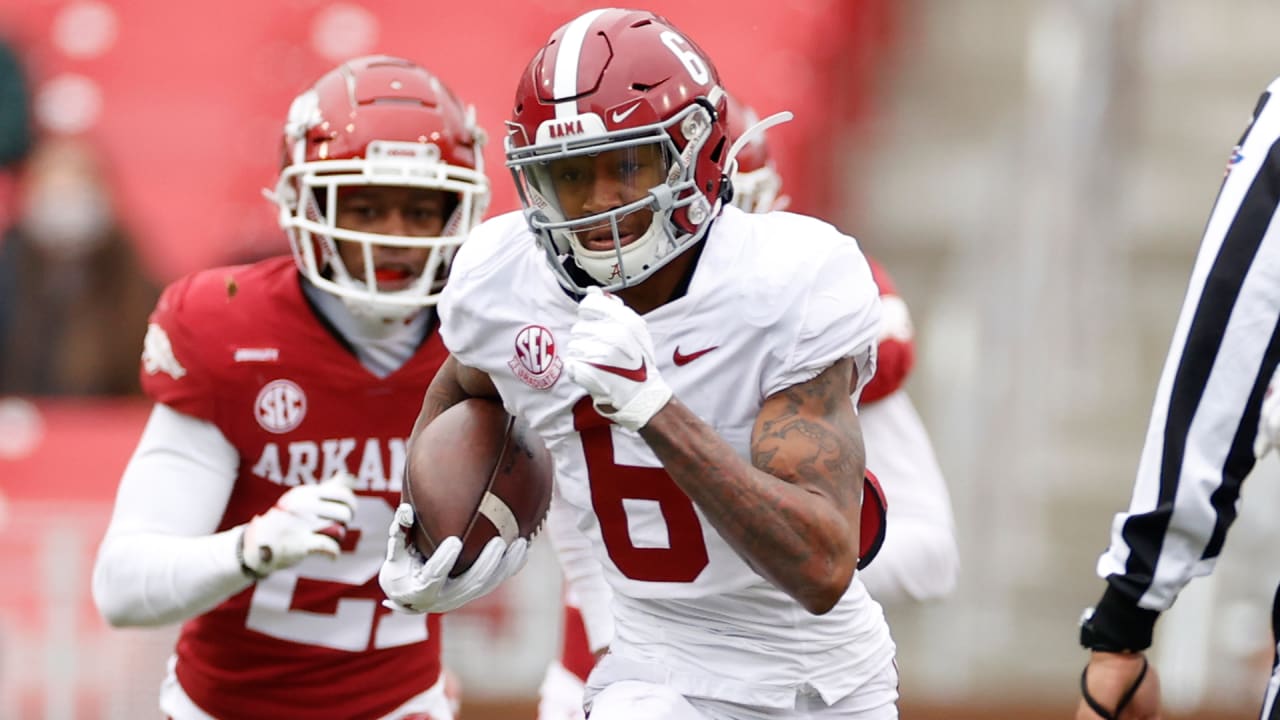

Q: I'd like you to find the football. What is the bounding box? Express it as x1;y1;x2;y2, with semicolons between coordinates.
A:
403;398;553;577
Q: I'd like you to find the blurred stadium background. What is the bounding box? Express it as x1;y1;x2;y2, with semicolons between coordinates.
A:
1;0;1278;717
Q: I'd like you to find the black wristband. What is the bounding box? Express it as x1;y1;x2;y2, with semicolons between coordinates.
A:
236;529;267;581
1080;585;1159;652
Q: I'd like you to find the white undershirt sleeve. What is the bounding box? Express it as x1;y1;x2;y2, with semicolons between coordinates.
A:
91;403;254;627
856;390;960;604
546;483;615;652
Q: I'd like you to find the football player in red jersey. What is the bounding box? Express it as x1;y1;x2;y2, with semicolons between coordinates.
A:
535;93;960;720
91;55;488;720
381;8;899;719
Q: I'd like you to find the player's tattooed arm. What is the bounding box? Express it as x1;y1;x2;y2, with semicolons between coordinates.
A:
411;355;500;436
640;358;863;614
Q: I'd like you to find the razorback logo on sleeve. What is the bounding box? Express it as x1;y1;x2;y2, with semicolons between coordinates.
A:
141;323;187;380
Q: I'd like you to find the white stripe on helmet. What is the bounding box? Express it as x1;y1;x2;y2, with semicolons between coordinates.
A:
552;8;611;121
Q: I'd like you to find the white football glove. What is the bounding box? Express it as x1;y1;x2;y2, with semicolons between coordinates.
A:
564;287;673;431
239;471;358;578
379;503;529;614
1255;364;1280;458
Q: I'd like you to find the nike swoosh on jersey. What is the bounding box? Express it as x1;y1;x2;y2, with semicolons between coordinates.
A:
584;359;648;382
672;346;719;366
611;102;642;123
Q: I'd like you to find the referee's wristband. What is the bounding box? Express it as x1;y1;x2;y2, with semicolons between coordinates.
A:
1079;586;1158;653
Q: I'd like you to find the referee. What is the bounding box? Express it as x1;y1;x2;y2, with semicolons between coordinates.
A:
1077;77;1280;719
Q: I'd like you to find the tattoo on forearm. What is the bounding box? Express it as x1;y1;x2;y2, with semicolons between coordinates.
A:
640;358;863;602
752;358;861;512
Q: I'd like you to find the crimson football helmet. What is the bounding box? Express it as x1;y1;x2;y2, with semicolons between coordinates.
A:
269;55;489;320
724;93;787;214
504;9;730;293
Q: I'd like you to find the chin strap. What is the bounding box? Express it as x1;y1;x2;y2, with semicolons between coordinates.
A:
1080;655;1148;720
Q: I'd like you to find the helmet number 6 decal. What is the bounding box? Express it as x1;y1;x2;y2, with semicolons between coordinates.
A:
659;31;711;86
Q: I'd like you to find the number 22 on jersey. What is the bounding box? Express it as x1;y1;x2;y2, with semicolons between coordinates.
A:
245;496;427;651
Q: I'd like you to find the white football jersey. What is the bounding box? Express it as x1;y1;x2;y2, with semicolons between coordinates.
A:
440;206;895;707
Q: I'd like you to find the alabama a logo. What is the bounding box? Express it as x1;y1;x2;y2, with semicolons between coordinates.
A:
509;325;563;389
142;323;187;380
255;379;307;434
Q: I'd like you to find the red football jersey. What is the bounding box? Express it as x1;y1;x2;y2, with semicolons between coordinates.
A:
558;604;595;683
140;256;446;719
860;257;915;404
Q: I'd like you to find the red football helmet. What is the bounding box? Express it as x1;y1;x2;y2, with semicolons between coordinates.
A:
724;93;786;214
269;55;489;319
504;9;730;293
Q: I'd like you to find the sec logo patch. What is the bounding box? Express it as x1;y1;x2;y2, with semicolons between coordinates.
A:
255;379;307;434
508;324;563;389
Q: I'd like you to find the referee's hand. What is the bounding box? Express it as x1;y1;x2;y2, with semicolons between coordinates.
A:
1075;652;1161;720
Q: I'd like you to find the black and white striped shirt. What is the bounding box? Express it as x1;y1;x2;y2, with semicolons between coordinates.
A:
1090;77;1280;651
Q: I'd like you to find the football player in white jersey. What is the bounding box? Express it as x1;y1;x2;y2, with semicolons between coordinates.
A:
535;92;960;720
90;56;489;720
722;93;959;606
379;8;898;719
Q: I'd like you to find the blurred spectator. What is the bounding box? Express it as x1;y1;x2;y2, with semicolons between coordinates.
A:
0;35;34;375
0;136;157;396
0;36;32;170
